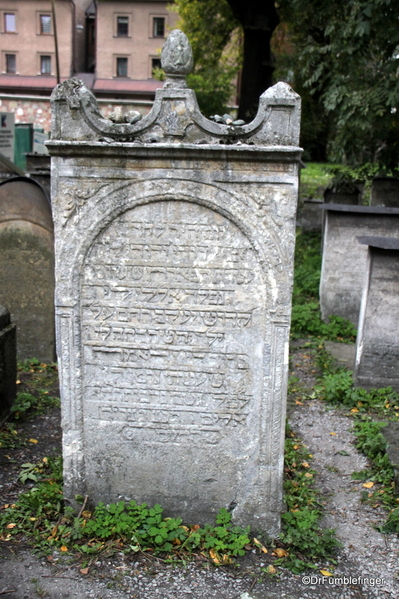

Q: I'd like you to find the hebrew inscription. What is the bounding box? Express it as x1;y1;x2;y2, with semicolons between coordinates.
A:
81;201;266;454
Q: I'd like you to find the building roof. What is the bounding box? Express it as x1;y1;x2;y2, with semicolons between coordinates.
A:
93;78;164;94
0;75;62;93
0;75;163;98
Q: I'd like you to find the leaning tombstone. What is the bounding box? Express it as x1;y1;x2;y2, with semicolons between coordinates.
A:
0;176;55;362
48;30;302;534
354;237;399;391
320;204;399;326
0;305;17;424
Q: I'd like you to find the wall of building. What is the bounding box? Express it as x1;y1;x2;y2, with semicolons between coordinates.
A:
96;1;177;80
0;94;154;133
0;0;73;78
73;0;93;72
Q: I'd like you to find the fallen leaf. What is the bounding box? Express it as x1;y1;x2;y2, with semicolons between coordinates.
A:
80;567;89;575
301;461;309;468
253;537;268;553
273;548;288;557
209;549;220;564
304;472;313;478
293;444;300;450
267;565;276;574
82;511;92;519
29;439;38;444
295;400;303;405
6;523;16;529
362;481;374;489
329;432;337;436
16;380;21;384
60;545;68;552
350;408;359;413
320;569;333;576
173;538;182;545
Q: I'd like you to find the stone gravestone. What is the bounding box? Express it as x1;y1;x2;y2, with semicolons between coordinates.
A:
354;237;399;391
371;177;399;207
48;30;301;534
0;305;17;425
319;204;399;326
0;177;55;362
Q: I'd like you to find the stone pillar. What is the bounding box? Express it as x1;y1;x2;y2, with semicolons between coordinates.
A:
48;30;302;535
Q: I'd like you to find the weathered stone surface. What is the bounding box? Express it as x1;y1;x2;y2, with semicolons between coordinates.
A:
354;237;399;390
48;30;302;534
298;198;323;231
371;177;399;207
0;177;55;361
319;205;399;326
0;305;17;425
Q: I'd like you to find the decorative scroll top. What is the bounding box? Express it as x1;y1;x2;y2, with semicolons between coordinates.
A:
161;30;194;88
49;29;301;147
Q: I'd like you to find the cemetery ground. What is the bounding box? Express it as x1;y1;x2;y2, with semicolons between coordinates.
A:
1;226;399;598
1;338;399;598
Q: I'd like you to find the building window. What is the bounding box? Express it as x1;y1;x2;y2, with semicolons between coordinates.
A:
117;16;129;37
4;13;16;32
116;57;128;77
40;14;52;35
153;17;165;38
5;53;16;73
40;55;51;74
151;57;162;77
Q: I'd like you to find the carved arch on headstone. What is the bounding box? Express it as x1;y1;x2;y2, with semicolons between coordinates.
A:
60;180;290;314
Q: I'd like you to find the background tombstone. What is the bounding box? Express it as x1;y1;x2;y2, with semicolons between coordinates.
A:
0;305;17;425
0;177;55;362
319;204;399;326
354;237;399;391
371;177;399;207
48;30;302;535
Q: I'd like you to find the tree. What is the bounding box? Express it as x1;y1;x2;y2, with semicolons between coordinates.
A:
225;0;279;120
279;0;399;169
172;0;241;117
173;0;280;120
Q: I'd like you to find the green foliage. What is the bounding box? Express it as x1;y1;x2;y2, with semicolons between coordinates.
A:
11;391;60;421
279;431;340;573
173;0;241;116
0;423;25;449
384;508;399;533
313;351;398;531
11;359;60;420
299;162;332;199
315;355;399;417
291;232;356;341
0;458;250;563
351;420;397;524
279;0;399;169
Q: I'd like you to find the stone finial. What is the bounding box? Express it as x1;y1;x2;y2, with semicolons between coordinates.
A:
161;29;194;88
